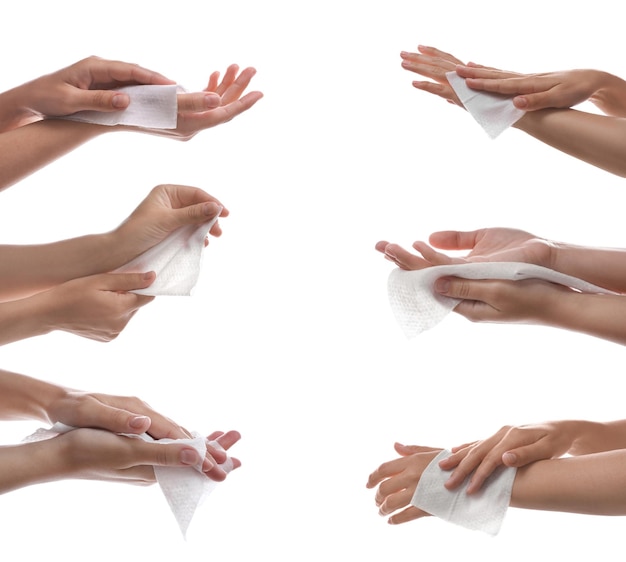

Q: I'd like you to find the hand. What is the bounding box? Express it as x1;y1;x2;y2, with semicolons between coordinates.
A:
35;271;156;342
434;276;573;323
113;184;229;262
9;56;175;129
54;428;215;485
439;422;577;494
456;66;626;115
366;443;441;524
376;228;554;271
45;389;241;478
141;64;263;141
400;45;467;107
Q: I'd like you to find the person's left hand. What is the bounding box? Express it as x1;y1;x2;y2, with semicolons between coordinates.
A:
140;64;263;141
366;443;441;524
400;46;467;107
376;227;553;272
113;184;229;263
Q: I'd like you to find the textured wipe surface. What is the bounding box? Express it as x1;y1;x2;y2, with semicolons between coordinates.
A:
446;72;525;139
114;214;219;296
411;449;516;536
62;84;178;129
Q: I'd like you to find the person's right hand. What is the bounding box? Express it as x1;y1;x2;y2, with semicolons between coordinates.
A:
34;271;156;342
437;422;578;494
376;228;554;271
11;56;177;129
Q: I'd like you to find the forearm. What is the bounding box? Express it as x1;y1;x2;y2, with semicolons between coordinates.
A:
0;119;106;190
550;242;626;293
514;108;626;178
568;420;626;455
0;296;55;346
543;292;626;346
511;450;626;515
0;369;64;422
0;440;65;494
0;233;125;301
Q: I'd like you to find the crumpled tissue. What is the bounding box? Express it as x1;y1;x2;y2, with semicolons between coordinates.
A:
62;84;178;129
24;422;233;538
446;71;525;138
388;262;615;338
412;449;516;535
114;213;220;296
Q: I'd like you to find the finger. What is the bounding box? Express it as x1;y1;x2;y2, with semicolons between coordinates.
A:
379;487;414;516
388;505;430;525
502;440;555;467
206;70;220;92
68;400;152;435
412;240;460;266
177;92;222;112
381;243;430;270
221;67;257;105
429;229;483;251
512;91;558;111
214;64;240;96
93;271;154;292
394;443;440;456
208;90;264;124
455;65;523;83
88;58;174;87
211;430;241;451
174;201;223;229
411;81;460;105
416;45;465;66
133;440;205;468
367;457;407;489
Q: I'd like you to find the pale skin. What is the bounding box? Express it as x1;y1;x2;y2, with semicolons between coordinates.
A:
367;440;626;525
0;58;263;190
0;183;228;344
376;227;626;345
401;45;626;177
0;368;241;492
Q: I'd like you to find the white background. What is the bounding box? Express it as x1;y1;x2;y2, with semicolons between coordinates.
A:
1;1;626;560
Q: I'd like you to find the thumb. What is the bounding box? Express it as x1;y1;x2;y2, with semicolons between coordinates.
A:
174;201;222;228
502;443;551;467
138;441;203;468
98;271;156;292
74;89;131;112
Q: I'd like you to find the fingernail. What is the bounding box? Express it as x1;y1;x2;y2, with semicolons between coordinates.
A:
129;415;150;429
434;278;450;294
142;271;156;281
181;449;201;466
384;247;396;259
202;457;217;472
203;202;220;216
503;452;517;465
513;96;528;109
112;93;129;109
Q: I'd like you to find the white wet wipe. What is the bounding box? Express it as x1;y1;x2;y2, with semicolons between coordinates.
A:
387;262;615;338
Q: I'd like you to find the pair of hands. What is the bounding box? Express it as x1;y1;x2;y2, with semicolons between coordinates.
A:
5;56;262;138
376;227;573;325
18;184;227;344
367;421;580;525
45;387;240;484
400;45;626;116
